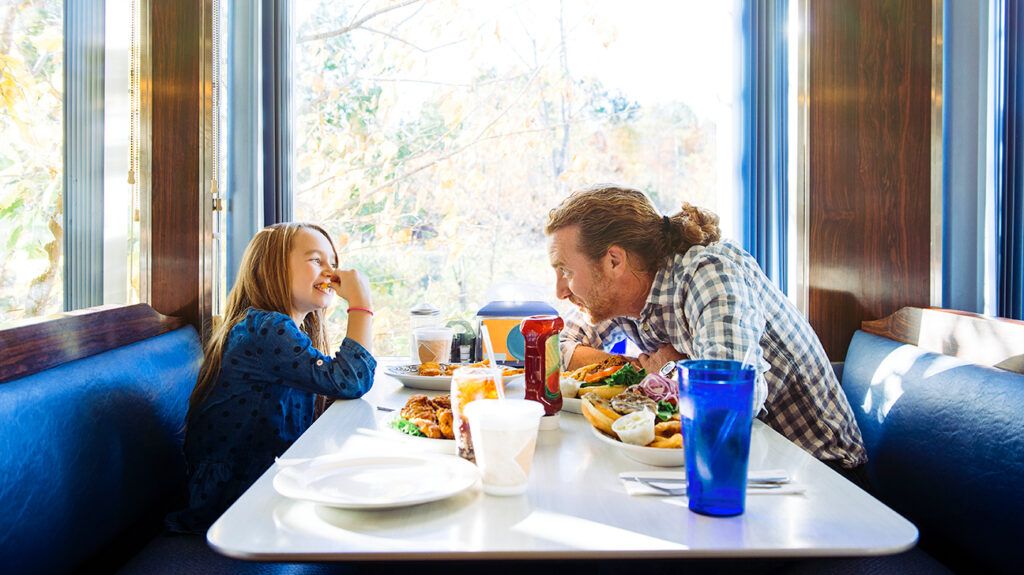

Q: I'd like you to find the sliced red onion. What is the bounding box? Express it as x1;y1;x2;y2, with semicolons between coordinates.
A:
638;373;677;405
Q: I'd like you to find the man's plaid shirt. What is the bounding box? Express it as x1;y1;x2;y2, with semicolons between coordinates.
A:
560;240;867;468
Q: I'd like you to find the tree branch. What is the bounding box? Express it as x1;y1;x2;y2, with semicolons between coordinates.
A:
352;73;525;88
360;26;463;53
0;1;26;56
349;0;374;24
298;0;425;43
360;25;425;50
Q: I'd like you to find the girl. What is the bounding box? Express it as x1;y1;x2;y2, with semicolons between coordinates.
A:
167;223;376;533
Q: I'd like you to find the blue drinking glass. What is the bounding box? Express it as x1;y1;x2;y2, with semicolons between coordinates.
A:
677;359;756;517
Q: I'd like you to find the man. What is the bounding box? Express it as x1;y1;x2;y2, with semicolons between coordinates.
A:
546;184;868;482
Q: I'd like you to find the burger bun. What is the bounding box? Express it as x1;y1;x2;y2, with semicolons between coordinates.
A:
581;393;621;437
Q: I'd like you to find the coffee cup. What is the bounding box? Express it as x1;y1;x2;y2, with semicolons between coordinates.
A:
414;326;454;364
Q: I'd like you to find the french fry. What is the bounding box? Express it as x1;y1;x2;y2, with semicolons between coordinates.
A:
648;433;682;449
654;420;681;437
418;362;442;376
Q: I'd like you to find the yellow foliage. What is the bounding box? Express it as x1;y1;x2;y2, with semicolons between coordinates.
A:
37;33;62;53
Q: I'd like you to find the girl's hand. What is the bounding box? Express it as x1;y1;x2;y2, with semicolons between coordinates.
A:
330;269;372;309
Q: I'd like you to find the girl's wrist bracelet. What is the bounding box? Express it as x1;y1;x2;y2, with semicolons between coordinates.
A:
347;307;374;316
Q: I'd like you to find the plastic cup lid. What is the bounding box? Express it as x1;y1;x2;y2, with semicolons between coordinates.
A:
464;399;543;429
414;326;453;339
410;303;440;316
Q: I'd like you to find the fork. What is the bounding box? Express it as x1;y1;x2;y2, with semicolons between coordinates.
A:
625;474;790;485
628;477;783;496
618;472;786;480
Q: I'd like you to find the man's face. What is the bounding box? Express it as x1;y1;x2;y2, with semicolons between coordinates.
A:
548;226;618;323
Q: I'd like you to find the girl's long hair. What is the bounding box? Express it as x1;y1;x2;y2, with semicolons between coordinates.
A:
187;222;339;418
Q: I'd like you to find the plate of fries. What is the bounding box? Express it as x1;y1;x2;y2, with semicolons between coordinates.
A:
384;360;525;391
589;426;684;467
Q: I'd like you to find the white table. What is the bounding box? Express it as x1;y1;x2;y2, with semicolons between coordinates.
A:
207;361;918;561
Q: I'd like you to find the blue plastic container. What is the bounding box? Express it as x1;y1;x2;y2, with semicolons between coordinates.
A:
677;359;755;517
474;300;557;366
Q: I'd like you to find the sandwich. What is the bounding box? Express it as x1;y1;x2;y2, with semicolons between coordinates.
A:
564;355;646;399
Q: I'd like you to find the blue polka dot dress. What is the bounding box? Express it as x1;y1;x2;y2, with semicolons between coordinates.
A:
166;308;376;533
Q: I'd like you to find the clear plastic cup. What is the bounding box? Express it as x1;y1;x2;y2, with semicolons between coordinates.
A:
451;367;503;462
463;399;544;496
414;326;453;364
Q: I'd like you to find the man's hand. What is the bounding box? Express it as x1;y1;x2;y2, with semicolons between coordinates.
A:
637;344;686;375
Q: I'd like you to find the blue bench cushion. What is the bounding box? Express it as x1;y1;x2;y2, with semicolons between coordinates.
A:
118;534;354;575
0;327;201;575
779;546;951;574
843;331;1024;573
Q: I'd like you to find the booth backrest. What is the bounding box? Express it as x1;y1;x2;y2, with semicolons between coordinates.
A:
0;323;201;574
842;330;1024;574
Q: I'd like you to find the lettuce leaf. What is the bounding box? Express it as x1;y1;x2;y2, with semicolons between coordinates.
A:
656;400;677;422
390;417;425;437
603;363;646;387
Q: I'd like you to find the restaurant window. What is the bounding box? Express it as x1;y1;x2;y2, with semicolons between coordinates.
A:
291;0;744;355
0;0;141;326
1;1;64;322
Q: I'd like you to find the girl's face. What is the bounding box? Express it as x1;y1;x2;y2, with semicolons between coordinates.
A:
288;228;338;323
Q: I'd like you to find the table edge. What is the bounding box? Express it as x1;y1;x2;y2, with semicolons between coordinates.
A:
206;534;920;562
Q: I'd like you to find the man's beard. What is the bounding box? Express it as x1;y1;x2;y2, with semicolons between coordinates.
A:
575;269;617;324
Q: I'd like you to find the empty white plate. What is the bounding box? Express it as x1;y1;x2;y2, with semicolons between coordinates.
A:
273;454;479;509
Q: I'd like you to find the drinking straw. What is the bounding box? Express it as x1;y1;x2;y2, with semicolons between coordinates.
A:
740;340;759;370
707;340;759;467
480;324;505;399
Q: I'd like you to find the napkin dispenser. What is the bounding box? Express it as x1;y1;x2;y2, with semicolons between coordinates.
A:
474;300;558;366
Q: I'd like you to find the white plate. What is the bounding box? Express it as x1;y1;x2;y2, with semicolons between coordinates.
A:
562;397;582;414
589;426;684;468
383;364;524;391
383;365;453;390
380;413;456;454
273;454;479;509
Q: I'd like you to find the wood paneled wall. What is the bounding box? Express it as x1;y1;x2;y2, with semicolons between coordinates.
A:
807;0;933;359
150;1;206;333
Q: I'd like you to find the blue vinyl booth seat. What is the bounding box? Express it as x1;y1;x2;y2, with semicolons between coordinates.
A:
839;331;1024;574
0;327;199;574
0;325;350;575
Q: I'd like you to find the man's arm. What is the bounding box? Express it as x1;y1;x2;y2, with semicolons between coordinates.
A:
565;345;621;370
559;310;625;370
681;254;770;415
636;344;687;375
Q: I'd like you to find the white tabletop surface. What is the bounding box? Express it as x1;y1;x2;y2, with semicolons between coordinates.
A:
207;359;918;561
